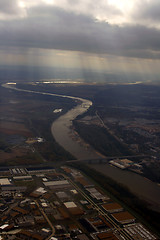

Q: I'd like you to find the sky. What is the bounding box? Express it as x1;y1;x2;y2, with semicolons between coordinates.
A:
0;0;160;82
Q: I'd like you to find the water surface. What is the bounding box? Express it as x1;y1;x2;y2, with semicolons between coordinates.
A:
91;163;160;212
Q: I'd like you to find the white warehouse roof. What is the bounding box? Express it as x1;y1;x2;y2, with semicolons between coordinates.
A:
0;178;11;186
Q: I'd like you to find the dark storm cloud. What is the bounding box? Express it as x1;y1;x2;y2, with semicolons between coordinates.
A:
0;5;160;59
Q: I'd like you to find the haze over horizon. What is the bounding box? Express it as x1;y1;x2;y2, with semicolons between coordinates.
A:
0;0;160;83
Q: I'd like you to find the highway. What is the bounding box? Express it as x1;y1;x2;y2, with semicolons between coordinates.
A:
62;173;134;240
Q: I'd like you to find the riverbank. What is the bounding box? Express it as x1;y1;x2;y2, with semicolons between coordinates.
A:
51;101;101;160
90;163;160;212
3;82;160;214
2;82;101;160
68;162;160;236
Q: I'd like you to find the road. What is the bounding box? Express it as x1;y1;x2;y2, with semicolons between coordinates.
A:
34;200;55;240
95;110;135;154
62;173;134;240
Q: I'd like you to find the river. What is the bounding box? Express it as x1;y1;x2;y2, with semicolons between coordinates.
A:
90;163;160;212
2;82;160;212
2;83;100;160
51;101;101;160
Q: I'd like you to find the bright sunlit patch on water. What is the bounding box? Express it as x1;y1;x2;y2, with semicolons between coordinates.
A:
7;82;17;85
124;81;142;85
35;79;84;84
47;81;82;84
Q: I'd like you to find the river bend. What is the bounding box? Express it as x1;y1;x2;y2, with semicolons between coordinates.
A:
2;83;100;160
2;82;160;211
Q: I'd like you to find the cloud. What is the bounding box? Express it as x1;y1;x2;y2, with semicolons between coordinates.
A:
0;0;160;27
0;5;160;60
131;0;160;27
0;2;160;63
0;0;19;15
0;0;123;23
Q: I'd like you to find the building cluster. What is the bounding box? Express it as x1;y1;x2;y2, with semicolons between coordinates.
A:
0;166;157;240
109;159;143;174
